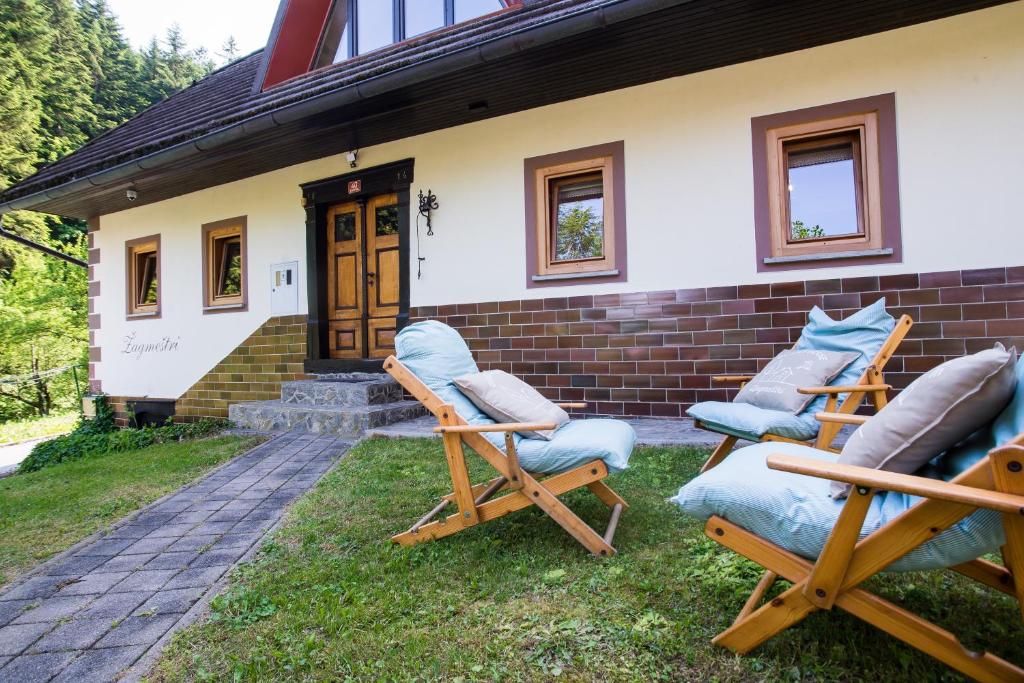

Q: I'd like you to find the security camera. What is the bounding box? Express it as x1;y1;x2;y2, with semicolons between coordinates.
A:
125;188;138;202
346;150;358;168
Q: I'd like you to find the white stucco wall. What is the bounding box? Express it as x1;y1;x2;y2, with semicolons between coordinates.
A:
93;3;1024;398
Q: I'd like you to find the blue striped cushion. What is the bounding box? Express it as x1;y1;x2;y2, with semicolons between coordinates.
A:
395;320;634;474
671;441;1003;572
686;299;896;440
686;401;820;441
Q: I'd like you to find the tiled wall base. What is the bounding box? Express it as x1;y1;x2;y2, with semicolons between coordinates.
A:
108;315;309;426
412;266;1024;418
173;315;309;423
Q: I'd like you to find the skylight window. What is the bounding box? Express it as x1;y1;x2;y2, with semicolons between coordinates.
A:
315;0;508;67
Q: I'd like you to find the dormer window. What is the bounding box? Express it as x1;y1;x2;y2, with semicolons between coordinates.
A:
314;0;509;68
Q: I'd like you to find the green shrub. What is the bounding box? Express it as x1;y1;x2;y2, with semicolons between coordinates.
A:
18;396;230;474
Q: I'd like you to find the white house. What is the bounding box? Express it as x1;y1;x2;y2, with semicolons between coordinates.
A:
2;0;1022;426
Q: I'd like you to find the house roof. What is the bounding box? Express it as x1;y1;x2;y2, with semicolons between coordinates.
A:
0;0;622;216
0;0;1009;219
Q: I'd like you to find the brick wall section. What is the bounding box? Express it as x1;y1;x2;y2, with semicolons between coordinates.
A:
173;314;310;422
411;266;1024;418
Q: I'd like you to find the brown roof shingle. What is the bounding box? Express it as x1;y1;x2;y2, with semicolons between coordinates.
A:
0;0;605;207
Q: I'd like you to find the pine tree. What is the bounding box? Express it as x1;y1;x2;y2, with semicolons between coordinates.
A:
34;0;97;163
0;0;49;186
219;35;239;64
78;0;146;135
0;0;220;418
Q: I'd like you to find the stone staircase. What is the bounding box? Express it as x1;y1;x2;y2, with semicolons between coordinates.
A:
229;372;426;437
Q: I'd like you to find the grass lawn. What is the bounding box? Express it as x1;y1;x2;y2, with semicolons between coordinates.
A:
0;412;78;445
0;435;263;587
149;437;1024;682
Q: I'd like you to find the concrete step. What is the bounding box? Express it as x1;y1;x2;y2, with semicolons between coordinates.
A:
228;399;427;438
280;373;403;407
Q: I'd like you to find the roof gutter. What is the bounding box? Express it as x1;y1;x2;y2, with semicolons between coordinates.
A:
0;215;88;268
0;0;691;218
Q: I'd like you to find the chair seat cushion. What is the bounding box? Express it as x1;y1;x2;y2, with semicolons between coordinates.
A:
686;401;820;442
670;441;1004;572
396;320;634;475
486;418;635;474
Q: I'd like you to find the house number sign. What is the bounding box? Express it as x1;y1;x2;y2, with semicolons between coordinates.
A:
347;179;362;194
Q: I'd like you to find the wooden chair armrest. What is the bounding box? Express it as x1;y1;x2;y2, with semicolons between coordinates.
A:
712;375;755;383
797;384;891;395
555;403;587;409
814;412;869;426
434;422;557;434
766;454;1024;515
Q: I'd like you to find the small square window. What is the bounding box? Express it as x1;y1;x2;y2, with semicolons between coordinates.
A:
202;218;247;312
126;236;160;317
752;94;901;269
525;142;626;285
785;134;863;242
550;173;605;263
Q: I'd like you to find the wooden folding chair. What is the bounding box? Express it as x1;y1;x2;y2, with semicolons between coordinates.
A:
705;431;1024;682
697;314;913;472
383;356;629;557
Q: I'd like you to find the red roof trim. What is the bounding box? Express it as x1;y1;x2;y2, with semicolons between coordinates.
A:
260;0;335;91
260;0;524;91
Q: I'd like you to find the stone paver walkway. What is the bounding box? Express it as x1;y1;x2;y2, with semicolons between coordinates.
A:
0;432;351;683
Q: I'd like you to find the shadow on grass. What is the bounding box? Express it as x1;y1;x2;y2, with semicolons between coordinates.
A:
150;437;1024;682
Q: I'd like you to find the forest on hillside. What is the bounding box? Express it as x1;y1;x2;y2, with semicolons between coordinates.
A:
0;0;236;421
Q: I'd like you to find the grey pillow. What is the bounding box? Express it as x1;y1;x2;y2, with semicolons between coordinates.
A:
454;370;569;440
832;344;1018;499
734;349;859;414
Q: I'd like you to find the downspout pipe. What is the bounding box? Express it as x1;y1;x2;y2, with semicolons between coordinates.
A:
0;0;692;218
0;215;89;269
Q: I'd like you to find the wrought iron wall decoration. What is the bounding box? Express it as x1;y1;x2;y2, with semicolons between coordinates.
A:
415;189;439;279
418;189;438;236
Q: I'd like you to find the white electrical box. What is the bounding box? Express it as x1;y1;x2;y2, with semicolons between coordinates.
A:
270;261;299;315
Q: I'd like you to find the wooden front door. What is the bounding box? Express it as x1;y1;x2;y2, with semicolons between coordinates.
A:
326;193;401;359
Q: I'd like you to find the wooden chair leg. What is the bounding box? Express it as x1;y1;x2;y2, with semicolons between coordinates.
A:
587;480;629;510
838;588;1024;683
804;485;875;609
990;446;1024;619
701;435;738;472
714;582;818;653
734;570;777;625
950;558;1016;596
392;462;612;553
520;469;616;557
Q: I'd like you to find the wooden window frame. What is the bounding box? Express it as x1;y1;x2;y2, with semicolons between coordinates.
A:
125;235;161;319
202;217;248;314
524;141;627;288
752;93;902;271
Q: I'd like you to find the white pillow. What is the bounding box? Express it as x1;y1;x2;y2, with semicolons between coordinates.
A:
832;344;1018;499
454;370;569;440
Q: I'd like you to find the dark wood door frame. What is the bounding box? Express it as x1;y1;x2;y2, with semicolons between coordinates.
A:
301;158;413;373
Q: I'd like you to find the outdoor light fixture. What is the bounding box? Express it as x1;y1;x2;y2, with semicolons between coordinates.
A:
346;150;358;168
125;186;138;201
415;189;439;279
418;189;438;237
